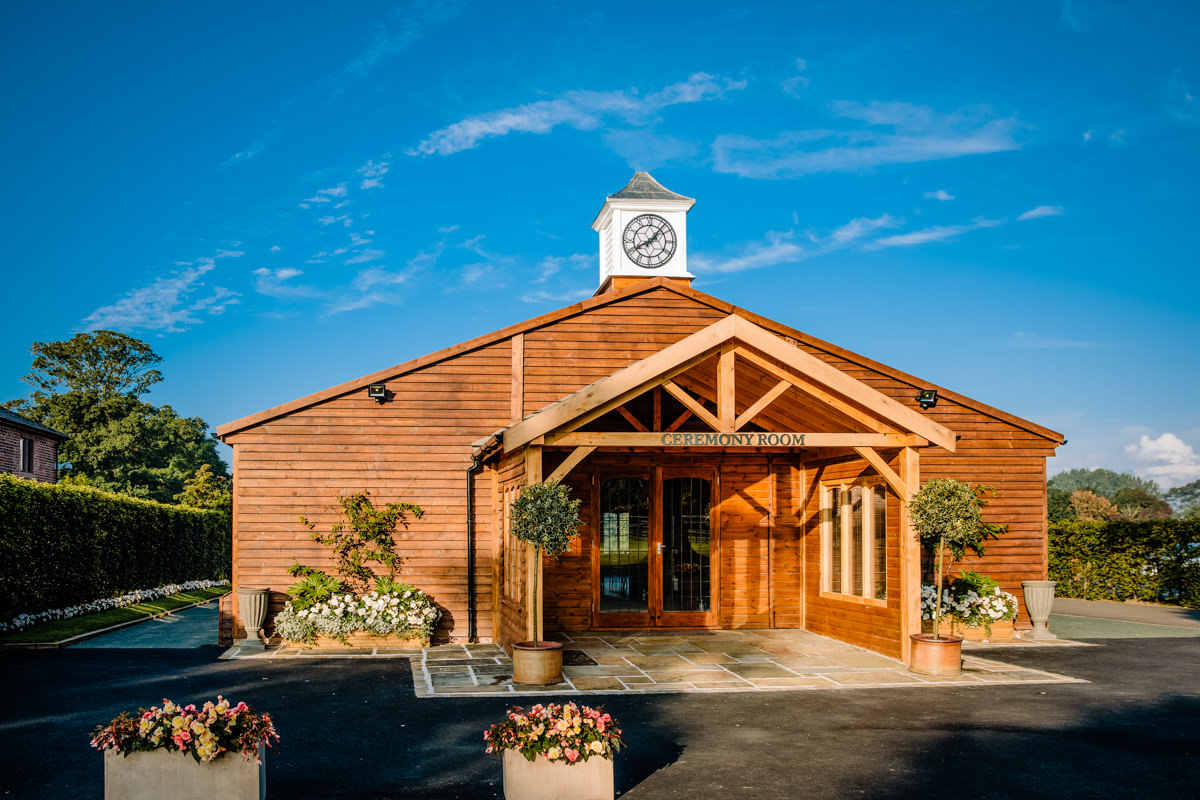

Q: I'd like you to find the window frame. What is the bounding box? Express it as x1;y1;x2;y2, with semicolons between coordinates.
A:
820;476;889;606
19;437;35;474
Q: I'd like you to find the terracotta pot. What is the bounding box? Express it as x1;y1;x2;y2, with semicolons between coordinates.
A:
512;641;564;685
909;633;963;675
502;749;613;800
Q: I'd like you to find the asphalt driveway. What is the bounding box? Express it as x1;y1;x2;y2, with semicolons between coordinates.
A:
1;604;1197;799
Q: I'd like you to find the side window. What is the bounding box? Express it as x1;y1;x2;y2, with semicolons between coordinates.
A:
822;479;888;602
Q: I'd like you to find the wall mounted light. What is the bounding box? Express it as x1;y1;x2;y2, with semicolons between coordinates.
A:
916;389;939;410
367;384;388;403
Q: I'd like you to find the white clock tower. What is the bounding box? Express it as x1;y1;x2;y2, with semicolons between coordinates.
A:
591;172;695;294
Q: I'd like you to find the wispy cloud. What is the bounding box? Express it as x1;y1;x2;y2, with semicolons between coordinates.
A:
1018;205;1064;221
224;4;461;166
868;216;1004;249
781;58;810;98
1003;331;1098;349
713;101;1021;179
1125;432;1200;487
408;72;746;157
693;213;902;274
603;129;700;170
253;267;322;299
300;185;348;208
84;254;242;332
924;189;954;201
358;159;390;189
1165;67;1196;124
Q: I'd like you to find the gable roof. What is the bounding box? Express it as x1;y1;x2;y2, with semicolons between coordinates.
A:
500;313;958;452
217;277;1063;444
0;407;67;440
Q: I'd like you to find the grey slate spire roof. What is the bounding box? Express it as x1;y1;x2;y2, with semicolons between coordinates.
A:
608;172;695;204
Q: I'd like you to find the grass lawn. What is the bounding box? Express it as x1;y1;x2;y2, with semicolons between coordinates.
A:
0;586;230;645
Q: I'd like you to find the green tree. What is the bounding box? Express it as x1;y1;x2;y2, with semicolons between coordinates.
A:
14;330;163;402
176;463;232;514
1165;479;1200;518
908;479;1005;638
1048;468;1162;499
4;332;227;503
1048;487;1074;523
1111;488;1173;521
510;481;583;644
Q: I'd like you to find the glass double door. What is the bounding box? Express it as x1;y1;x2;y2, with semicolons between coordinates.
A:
597;468;715;628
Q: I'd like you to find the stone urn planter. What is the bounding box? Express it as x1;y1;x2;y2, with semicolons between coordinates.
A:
236;587;270;651
1022;580;1058;640
502;749;613;800
512;640;564;685
104;745;266;800
908;633;964;675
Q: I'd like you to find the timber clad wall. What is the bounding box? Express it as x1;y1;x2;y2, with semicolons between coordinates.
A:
220;279;1059;656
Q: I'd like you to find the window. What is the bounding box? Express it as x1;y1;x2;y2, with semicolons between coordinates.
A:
20;437;35;474
500;484;525;604
822;480;888;602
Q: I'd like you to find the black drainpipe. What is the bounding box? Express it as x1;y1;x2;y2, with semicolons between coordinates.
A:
465;453;482;643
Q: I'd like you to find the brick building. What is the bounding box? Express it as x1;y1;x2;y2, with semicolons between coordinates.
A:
0;407;66;483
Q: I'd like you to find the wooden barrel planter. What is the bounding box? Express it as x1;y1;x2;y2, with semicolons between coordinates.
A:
512;641;564;685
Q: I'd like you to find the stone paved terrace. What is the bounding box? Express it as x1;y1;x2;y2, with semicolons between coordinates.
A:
224;628;1087;697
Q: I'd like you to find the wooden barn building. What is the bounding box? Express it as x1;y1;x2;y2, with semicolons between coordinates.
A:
217;173;1063;662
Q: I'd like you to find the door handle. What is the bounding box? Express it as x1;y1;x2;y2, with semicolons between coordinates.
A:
656;543;663;555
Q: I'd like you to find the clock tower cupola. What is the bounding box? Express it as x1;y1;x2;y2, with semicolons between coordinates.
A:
591;172;695;294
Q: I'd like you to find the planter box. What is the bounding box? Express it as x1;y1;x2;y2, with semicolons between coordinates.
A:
925;619;1016;642
104;745;265;800
286;632;426;649
502;749;613;800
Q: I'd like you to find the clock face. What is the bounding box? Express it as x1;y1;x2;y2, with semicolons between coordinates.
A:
622;214;677;268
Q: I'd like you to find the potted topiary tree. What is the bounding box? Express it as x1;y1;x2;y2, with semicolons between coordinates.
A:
509;481;582;685
908;478;1005;675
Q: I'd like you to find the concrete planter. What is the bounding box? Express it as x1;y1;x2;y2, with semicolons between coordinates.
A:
1022;580;1058;640
908;633;963;675
502;749;613;800
512;641;564;685
104;745;265;800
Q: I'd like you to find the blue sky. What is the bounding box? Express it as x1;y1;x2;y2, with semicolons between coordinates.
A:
2;1;1197;488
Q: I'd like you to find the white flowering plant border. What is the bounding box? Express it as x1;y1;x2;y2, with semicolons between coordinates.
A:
272;586;440;645
921;582;1019;635
1;579;230;633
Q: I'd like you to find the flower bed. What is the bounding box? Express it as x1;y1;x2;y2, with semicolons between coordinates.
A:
921;576;1019;638
485;702;624;765
2;579;229;633
91;696;278;763
271;587;439;646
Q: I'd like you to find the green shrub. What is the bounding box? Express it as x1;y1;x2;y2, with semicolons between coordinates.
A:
0;474;230;619
1049;519;1200;608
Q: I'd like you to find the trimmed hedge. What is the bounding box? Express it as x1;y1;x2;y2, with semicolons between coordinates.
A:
0;474;230;620
1049;519;1200;608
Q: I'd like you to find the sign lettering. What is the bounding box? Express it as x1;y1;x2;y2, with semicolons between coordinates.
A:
658;432;806;447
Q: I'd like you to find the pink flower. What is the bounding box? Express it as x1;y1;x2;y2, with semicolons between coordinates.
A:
565;748;579;762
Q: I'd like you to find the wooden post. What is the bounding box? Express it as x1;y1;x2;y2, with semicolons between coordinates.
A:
525;445;543;643
898;447;921;664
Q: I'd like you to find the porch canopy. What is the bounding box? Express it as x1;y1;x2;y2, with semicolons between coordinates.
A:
478;313;957;659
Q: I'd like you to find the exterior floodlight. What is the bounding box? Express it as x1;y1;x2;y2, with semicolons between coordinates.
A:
367;384;387;403
917;389;938;410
